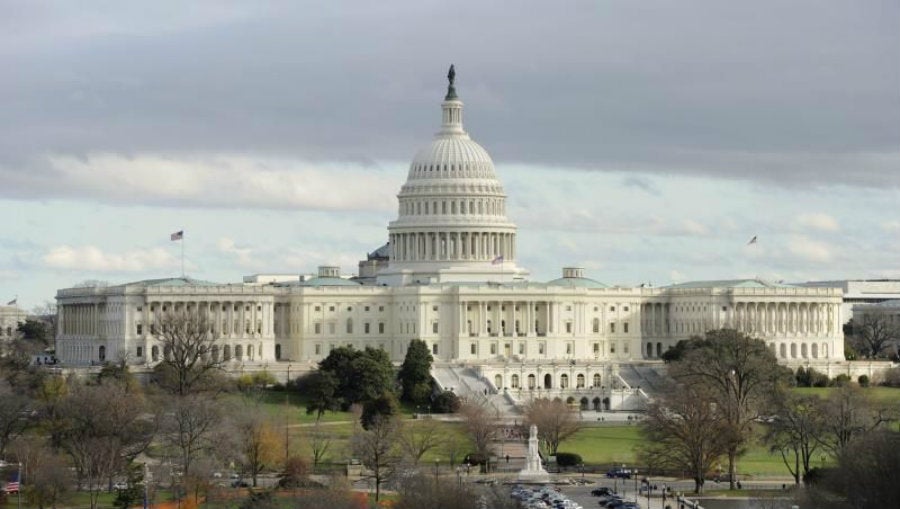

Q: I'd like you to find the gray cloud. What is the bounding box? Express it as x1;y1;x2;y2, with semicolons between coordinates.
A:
0;0;897;201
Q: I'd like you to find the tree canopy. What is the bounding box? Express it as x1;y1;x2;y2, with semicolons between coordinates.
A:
397;339;433;406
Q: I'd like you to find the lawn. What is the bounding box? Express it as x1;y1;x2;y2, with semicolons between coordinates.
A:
558;424;643;466
791;385;900;405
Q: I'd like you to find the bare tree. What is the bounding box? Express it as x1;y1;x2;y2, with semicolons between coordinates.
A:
0;380;32;456
639;382;730;494
457;399;497;459
12;437;72;509
397;418;443;465
234;412;282;487
161;394;223;480
763;392;823;484
57;381;156;509
153;309;224;395
671;329;787;490
522;398;580;455
350;414;400;502
850;314;900;359
307;420;333;469
816;384;893;456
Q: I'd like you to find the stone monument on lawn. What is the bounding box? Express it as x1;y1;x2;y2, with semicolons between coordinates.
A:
518;424;550;483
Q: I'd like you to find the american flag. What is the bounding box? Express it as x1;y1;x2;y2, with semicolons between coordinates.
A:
170;230;184;241
5;481;19;493
491;255;504;265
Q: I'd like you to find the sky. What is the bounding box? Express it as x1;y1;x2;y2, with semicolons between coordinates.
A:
2;0;899;310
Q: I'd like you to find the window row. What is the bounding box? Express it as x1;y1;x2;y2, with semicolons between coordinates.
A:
313;320;387;335
401;198;505;217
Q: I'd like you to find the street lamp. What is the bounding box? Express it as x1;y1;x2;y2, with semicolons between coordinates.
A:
434;459;440;485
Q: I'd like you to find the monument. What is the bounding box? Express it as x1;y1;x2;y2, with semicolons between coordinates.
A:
517;424;550;483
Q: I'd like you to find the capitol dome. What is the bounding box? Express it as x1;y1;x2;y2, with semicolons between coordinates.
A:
378;66;529;286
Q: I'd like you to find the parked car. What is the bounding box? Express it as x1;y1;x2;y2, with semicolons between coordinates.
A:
591;487;613;497
605;468;632;479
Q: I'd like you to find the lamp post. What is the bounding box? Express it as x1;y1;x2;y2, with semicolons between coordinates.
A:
646;479;651;508
580;463;585;480
434;459;440;485
456;466;462;488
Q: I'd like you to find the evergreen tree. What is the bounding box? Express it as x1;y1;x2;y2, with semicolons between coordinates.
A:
398;339;433;405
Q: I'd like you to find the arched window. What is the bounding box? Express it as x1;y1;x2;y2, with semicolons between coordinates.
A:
801;343;808;358
811;343;818;359
212;345;220;362
235;344;243;360
576;374;585;388
560;374;569;389
822;343;829;358
223;345;231;361
511;374;520;388
790;343;797;359
779;343;787;358
98;346;106;362
544;374;552;389
494;374;503;390
656;342;662;357
646;343;653;357
346;319;353;334
580;397;589;411
151;345;159;362
593;374;601;388
259;344;263;358
528;374;536;389
592;397;601;411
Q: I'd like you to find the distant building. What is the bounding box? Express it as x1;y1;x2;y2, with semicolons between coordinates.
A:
0;304;27;340
798;279;900;323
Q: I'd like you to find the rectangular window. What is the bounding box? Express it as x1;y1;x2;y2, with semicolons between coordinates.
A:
315;344;321;355
518;343;524;355
136;306;142;312
490;343;497;355
610;306;615;312
624;343;630;354
610;343;616;354
432;344;438;355
315;306;321;311
432;305;438;311
378;322;385;334
609;323;616;334
565;322;572;333
623;322;629;334
538;342;545;355
364;323;370;334
365;306;370;312
593;343;600;353
379;306;384;312
566;343;572;354
314;323;321;334
328;323;335;334
136;346;143;357
432;322;439;334
136;324;143;335
329;306;335;312
624;306;629;312
470;343;477;355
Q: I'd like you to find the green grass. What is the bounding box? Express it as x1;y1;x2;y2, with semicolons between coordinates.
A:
559;424;643;466
792;385;900;405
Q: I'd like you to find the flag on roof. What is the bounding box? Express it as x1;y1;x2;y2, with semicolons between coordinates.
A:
491;255;504;265
747;235;758;245
5;298;15;306
170;230;184;241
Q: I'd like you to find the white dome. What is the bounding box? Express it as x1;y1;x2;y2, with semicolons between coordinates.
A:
407;135;497;180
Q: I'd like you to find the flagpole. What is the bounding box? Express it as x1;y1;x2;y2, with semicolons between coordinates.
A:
16;462;21;509
181;230;185;278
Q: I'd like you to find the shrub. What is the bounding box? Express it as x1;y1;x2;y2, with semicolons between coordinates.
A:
882;367;900;387
463;453;490;466
431;390;461;413
555;452;583;467
832;374;851;387
857;374;870;387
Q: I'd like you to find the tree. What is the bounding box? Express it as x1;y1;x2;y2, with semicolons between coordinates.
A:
152;309;224;395
670;329;788;490
235;413;282;487
639;383;729;494
57;381;156;509
17;319;51;346
278;456;310;488
162;394;223;481
0;379;33;456
306;421;332;469
398;418;443;465
849;313;900;359
350;414;400;502
305;371;339;421
361;391;400;430
522;398;580;455
815;384;892;456
398;339;433;405
432;390;461;414
14;439;72;509
805;430;900;509
317;346;396;410
763;392;823;484
457;399;497;460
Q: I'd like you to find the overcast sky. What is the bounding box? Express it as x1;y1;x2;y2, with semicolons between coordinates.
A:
2;0;899;309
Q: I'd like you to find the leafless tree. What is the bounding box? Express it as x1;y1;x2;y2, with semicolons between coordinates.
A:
816;384;893;456
350;414;400;502
670;329;787;490
161;394;223;480
57;381;156;509
11;437;72;509
306;420;333;469
153;309;224;395
522;398;580;455
763;392;823;484
398;418;443;465
233;411;282;487
0;380;32;456
457;398;497;458
639;382;730;494
850;314;900;359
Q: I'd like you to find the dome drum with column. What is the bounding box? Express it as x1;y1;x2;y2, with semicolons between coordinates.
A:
378;67;528;285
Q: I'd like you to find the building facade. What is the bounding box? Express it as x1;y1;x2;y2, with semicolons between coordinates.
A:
0;304;27;341
55;71;846;399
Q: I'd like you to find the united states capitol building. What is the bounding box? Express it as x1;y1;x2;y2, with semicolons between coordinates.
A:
56;70;854;410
